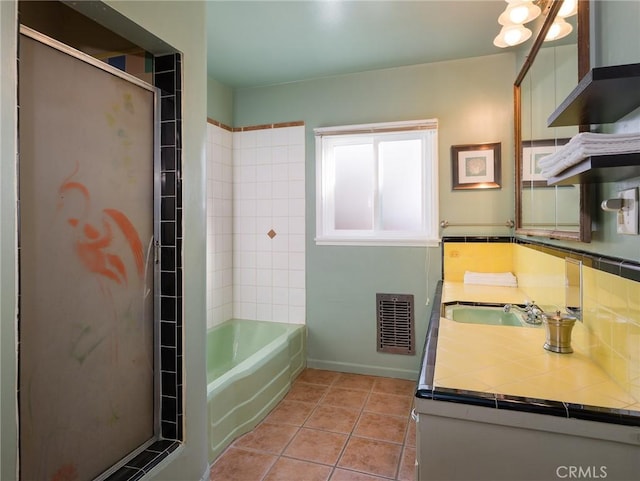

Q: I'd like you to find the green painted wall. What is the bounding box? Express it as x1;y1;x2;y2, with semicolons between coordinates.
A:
207;75;234;126
231;53;516;379
1;1;209;480
0;2;18;480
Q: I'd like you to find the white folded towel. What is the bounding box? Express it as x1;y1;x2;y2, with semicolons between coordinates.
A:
463;271;518;287
538;132;640;178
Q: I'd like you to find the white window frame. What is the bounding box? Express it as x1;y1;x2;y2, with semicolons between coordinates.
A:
315;119;439;247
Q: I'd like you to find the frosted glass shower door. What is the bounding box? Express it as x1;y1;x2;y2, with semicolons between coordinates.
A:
18;29;157;481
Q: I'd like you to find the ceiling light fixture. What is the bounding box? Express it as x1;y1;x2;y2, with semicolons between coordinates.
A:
493;24;533;48
498;0;541;26
544;17;573;41
557;0;578;18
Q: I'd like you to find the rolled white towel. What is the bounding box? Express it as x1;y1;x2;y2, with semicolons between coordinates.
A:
463;271;518;287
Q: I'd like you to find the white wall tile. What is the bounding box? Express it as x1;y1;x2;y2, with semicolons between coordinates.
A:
256;147;273;165
272;304;289;323
289;216;305;235
272;163;289;182
256;269;272;287
288;144;305;163
289;270;306;289
272;252;289;270
271;127;289;146
289;252;305;270
209;123;305;326
273;269;289;288
256;128;273;147
288;307;306;324
273;287;289;305
288;180;305;199
289;234;305;253
288;126;305;145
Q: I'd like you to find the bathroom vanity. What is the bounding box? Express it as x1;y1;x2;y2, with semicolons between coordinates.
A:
414;281;640;481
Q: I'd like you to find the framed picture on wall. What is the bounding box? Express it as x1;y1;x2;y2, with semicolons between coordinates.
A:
522;138;570;187
451;142;501;190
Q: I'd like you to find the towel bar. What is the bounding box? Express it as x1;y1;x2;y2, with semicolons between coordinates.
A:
440;220;514;228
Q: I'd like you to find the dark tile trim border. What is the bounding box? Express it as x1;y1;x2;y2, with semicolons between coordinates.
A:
107;52;183;481
416;284;640;427
206;117;305;133
108;441;180;481
441;236;514;243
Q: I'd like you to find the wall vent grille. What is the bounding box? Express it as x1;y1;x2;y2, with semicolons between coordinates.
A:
376;293;415;355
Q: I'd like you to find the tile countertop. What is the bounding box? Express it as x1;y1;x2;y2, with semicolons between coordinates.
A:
431;282;640;412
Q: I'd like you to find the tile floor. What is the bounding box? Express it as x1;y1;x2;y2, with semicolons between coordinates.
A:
209;369;417;481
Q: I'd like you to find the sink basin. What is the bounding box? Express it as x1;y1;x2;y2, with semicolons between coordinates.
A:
443;302;541;328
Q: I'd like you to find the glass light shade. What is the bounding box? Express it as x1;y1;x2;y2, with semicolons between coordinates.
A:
558;0;578;18
493;25;532;48
544;18;573;41
498;1;541;25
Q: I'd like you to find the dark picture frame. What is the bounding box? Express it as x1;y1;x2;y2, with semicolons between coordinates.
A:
522;138;571;187
451;142;501;190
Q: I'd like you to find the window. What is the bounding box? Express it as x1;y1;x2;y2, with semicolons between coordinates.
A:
315;120;439;246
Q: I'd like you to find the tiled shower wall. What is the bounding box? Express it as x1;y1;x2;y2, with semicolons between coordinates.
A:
206;121;306;327
233;123;306;324
206;122;233;328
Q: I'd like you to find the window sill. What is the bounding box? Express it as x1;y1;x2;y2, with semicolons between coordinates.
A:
314;236;441;247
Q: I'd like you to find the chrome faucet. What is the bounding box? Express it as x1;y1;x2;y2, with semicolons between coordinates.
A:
503;300;544;325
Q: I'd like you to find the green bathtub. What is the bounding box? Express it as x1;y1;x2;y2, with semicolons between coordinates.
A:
206;319;306;462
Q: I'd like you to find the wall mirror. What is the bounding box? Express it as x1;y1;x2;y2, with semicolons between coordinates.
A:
515;0;592;242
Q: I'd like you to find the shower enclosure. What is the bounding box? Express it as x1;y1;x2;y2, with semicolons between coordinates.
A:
18;27;159;480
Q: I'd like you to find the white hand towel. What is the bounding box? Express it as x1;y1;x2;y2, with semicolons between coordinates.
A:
463;271;518;287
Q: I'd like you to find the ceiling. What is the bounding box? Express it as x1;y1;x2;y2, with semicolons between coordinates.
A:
206;1;517;89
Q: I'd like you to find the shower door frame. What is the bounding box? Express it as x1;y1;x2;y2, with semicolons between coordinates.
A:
17;25;161;480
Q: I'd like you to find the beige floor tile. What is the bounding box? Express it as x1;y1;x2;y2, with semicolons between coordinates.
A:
334;373;377;391
233;422;299;454
338;437;402;479
264;457;332;481
330;468;390;481
322;386;370;410
404;420;416;447
265;400;316;426
287;381;329;404
364;392;413;418
209;447;276;481
304;404;361;433
297;368;342;386
354;411;408;444
372;377;416;396
284;428;348;465
398;446;416;481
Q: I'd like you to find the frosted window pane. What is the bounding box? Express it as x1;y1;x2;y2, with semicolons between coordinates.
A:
379;139;422;231
334;144;374;230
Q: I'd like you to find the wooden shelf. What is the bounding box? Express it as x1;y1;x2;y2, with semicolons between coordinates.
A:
547;153;640;186
548;63;640;127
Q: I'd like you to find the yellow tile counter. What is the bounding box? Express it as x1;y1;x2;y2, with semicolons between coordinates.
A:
435;282;638;411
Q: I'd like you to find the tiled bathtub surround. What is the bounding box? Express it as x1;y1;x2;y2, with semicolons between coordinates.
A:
206;121;233;328
232;123;306;324
440;237;640;409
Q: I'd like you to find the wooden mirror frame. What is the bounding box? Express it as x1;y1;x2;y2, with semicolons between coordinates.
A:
514;0;592;242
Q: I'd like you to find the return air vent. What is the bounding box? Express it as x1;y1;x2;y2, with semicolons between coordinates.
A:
376;293;415;355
